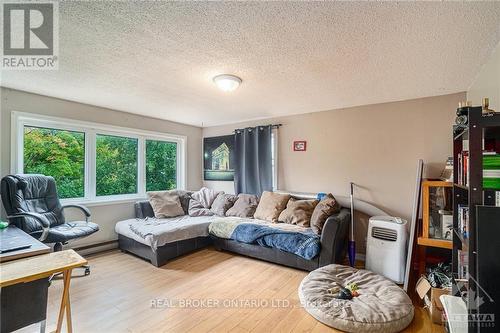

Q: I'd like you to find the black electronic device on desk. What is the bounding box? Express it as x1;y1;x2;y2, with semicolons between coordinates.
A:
0;236;32;253
0;226;50;262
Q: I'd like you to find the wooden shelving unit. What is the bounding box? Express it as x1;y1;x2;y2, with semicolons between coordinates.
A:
417;237;453;249
417;179;453;250
450;106;500;333
416;180;453;276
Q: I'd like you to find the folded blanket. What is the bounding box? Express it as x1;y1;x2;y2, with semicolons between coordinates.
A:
128;215;217;249
129;217;169;239
209;218;321;260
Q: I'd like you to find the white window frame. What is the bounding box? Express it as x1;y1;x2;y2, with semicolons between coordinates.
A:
11;111;187;205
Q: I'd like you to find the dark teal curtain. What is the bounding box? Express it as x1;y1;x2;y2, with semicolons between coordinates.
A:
234;125;272;196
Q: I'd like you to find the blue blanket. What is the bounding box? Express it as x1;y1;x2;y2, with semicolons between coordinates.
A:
231;223;321;260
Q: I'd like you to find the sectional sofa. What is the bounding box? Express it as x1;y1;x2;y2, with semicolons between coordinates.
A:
115;191;350;270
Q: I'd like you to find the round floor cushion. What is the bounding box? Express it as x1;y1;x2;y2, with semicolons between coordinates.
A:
299;264;414;333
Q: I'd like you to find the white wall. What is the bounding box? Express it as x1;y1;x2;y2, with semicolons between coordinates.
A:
0;87;203;249
467;41;500;110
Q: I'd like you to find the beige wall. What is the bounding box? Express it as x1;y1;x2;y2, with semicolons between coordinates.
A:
203;93;464;225
467;41;500;111
0;87;203;248
0;87;464;254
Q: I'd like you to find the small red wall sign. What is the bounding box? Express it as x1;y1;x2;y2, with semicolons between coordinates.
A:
293;141;307;151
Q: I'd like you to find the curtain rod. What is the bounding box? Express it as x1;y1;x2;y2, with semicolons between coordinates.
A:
233;124;282;133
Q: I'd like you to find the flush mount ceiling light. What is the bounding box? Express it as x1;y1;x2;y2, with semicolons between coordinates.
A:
213;74;242;92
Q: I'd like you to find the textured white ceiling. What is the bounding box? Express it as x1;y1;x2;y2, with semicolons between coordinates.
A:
1;1;500;127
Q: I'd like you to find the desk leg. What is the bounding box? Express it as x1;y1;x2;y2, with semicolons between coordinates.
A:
55;269;72;333
65;270;72;333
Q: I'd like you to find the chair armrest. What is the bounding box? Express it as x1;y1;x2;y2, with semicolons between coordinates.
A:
6;212;51;241
318;208;350;267
62;204;91;222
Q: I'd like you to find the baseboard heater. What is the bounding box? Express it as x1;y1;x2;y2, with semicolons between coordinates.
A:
73;240;118;255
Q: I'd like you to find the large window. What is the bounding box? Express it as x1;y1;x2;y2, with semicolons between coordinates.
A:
146;139;177;191
13;112;186;203
23;126;85;199
96;134;138;196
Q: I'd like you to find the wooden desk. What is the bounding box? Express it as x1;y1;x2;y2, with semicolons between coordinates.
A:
0;250;87;333
0;226;50;262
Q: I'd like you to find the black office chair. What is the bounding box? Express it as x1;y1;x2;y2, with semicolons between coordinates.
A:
1;174;99;275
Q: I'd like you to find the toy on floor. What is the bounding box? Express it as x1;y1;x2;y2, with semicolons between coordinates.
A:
327;282;360;300
347;282;360;297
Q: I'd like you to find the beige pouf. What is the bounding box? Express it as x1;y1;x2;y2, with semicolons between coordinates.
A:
298;264;414;333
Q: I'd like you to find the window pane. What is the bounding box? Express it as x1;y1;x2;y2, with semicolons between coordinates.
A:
146;140;177;191
23;126;85;199
96;134;138;196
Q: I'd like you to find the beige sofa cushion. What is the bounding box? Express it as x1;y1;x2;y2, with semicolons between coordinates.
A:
210;193;237;217
147;190;185;218
278;198;319;227
254;191;291;223
310;193;340;234
225;194;259;218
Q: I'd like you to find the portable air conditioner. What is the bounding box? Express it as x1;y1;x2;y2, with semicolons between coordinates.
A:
366;216;408;284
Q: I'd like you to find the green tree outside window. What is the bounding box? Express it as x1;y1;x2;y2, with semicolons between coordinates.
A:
96;134;138;196
23;126;85;199
146;140;177;191
23;127;179;199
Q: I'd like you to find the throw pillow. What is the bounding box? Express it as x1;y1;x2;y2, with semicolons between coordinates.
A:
226;194;259;218
254;191;291;223
210;193;237;217
147;191;185;218
167;190;192;215
278;197;319;227
188;187;222;217
310;193;341;234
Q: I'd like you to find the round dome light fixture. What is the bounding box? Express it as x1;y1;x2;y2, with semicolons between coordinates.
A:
213;74;242;92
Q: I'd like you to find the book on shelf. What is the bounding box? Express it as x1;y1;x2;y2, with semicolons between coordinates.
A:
484;152;500;189
456;151;500;190
457;205;469;240
457;249;469;280
457;151;469;186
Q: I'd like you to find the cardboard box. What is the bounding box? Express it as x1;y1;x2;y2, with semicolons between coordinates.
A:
416;276;451;324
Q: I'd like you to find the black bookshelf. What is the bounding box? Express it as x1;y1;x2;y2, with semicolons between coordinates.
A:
452;106;500;333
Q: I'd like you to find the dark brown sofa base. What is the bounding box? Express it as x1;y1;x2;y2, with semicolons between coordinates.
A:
118;234;212;267
211;237;319;271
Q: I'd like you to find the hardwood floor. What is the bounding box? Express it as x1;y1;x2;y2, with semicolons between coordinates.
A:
18;248;445;333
